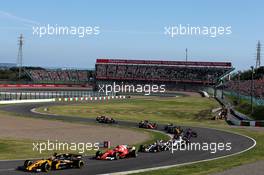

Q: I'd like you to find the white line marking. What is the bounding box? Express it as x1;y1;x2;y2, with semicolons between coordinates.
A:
107;128;257;175
0;168;15;172
30;108;58;116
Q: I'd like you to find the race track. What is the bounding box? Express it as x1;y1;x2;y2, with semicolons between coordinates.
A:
0;103;256;175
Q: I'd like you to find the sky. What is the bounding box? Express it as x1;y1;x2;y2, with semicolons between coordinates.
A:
0;0;263;70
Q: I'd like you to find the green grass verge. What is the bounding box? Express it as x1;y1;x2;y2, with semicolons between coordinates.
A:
36;96;219;124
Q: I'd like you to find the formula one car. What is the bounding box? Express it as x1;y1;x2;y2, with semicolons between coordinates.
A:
95;145;137;160
139;140;170;152
182;128;198;140
96;115;116;124
138;120;157;129
170;135;190;148
164;123;183;135
139;128;199;153
23;153;84;172
172;128;197;144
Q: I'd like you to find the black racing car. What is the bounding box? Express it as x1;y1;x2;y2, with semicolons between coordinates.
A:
96;116;116;124
182;128;198;140
164;123;183;135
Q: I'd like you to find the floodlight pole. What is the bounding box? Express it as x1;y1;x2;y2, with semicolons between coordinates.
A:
185;48;188;62
221;79;224;99
17;34;24;80
237;71;241;104
250;66;254;114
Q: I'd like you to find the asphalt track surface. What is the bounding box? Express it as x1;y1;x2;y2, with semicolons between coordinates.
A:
0;103;256;175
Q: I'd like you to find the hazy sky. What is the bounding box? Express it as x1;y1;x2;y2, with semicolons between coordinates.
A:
0;0;263;70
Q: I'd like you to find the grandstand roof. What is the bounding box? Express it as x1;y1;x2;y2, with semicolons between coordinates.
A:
96;59;232;68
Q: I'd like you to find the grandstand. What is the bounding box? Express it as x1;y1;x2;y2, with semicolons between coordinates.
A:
95;59;234;90
225;66;264;99
225;79;264;98
26;68;94;85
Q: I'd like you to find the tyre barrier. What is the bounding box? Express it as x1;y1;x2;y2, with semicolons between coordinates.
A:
227;114;264;127
57;95;126;102
240;120;264;127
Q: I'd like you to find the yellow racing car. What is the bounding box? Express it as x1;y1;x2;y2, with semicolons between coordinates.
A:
23;153;84;172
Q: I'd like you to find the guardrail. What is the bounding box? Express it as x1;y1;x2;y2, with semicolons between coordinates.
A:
0;91;113;101
0;95;126;104
0;98;56;104
213;90;264;127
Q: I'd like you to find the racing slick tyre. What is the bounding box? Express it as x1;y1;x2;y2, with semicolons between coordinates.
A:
24;160;33;168
131;150;137;157
193;132;198;138
114;152;120;160
51;161;58;170
41;162;51;172
138;145;144;152
95;151;102;158
75;160;84;169
156;146;161;152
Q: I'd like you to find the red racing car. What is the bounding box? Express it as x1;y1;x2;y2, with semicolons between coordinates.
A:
95;145;137;160
138;120;158;129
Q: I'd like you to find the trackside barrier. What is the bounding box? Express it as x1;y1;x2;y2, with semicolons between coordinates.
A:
0;98;56;104
0;84;89;88
240;120;264;127
227;109;264;127
230;109;252;121
236;120;264;127
214;94;264;127
57;95;126;102
227;115;241;126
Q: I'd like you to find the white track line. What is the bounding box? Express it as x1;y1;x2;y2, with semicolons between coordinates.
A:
107;128;256;175
0;168;15;172
30;107;58;116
